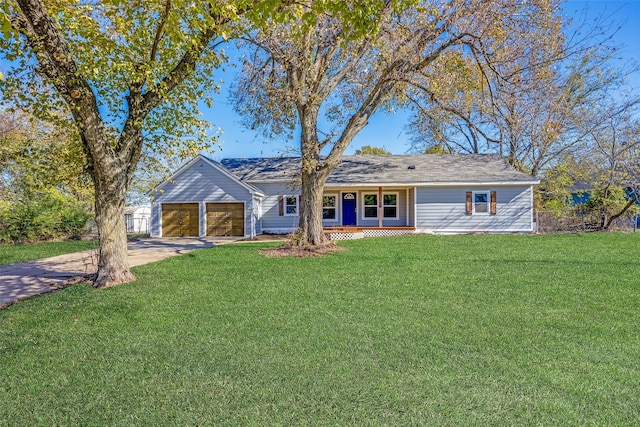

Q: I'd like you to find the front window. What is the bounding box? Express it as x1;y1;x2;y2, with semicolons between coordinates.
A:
383;194;397;218
474;192;489;214
322;195;337;220
362;192;399;219
285;196;298;215
364;194;378;218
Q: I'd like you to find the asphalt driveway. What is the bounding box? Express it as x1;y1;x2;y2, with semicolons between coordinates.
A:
0;237;235;308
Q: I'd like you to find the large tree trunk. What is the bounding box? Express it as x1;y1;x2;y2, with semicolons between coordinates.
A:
91;156;136;288
602;195;639;231
297;107;331;246
94;190;135;287
299;167;328;246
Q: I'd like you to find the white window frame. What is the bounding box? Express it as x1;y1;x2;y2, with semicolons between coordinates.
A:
361;192;399;220
472;191;490;215
362;193;379;220
322;194;338;222
382;192;399;220
284;195;298;216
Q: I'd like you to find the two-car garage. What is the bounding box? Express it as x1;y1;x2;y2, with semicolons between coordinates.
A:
161;203;245;237
151;156;263;238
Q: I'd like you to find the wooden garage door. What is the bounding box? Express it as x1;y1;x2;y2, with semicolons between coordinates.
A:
206;203;244;236
162;203;199;237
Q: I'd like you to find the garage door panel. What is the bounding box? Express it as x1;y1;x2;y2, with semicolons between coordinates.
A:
162;203;199;237
206;203;244;236
230;224;244;235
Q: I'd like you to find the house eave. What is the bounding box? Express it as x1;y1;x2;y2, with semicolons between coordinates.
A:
411;180;540;187
247;180;540;187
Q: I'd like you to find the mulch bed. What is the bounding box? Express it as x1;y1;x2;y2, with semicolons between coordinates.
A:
259;241;346;258
237;234;289;242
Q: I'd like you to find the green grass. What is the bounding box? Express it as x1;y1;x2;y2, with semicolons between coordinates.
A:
1;233;639;425
0;239;99;266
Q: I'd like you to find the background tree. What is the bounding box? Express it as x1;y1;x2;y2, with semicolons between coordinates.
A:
0;109;93;242
536;100;640;231
535;155;587;212
424;144;451;154
354;145;391;155
1;0;286;286
232;0;566;246
0;110;91;201
407;10;639;178
578;104;640;230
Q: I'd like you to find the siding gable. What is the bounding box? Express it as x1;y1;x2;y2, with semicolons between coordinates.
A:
154;159;253;204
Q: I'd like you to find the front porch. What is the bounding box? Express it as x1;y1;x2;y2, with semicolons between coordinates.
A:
322;187;415;233
324;226;416;241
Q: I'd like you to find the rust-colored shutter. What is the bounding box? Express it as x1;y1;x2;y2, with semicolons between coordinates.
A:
490;191;497;215
278;195;284;216
465;192;472;215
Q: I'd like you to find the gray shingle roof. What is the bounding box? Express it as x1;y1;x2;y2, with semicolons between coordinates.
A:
217;154;537;185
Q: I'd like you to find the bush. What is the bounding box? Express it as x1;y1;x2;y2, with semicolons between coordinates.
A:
0;189;92;244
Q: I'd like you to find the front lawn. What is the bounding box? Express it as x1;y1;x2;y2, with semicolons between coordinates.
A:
0;239;99;266
1;234;639;425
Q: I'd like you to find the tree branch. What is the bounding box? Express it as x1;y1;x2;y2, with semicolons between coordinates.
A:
150;0;172;63
13;0;111;172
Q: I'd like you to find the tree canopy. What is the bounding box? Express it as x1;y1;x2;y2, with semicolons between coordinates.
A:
1;0;285;286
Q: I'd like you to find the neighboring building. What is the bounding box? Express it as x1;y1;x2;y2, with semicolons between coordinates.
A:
150;154;539;238
125;206;151;234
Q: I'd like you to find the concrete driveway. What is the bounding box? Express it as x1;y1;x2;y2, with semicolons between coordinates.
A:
0;237;236;308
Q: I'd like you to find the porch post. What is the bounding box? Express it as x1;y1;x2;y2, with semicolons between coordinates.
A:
378;186;383;228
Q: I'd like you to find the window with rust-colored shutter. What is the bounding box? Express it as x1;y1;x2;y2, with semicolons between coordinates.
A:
278;195;284;216
465;192;472;215
490;191;497;215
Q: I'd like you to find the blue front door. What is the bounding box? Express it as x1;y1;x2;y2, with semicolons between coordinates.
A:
342;193;357;226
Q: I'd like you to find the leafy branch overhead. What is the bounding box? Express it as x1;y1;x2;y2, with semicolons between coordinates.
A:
5;0;236;154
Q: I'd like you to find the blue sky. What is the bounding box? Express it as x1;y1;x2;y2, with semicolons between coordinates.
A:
204;0;640;160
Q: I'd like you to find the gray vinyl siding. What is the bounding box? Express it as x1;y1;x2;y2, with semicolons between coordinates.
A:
155;158;252;203
150;203;161;237
251;182;300;232
415;186;534;233
408;188;415;227
151;158;254;237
